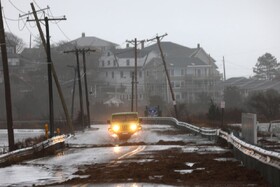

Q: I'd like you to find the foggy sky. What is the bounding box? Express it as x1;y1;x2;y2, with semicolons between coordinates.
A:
2;0;280;78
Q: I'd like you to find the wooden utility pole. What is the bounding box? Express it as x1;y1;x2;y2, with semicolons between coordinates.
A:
0;0;15;151
131;72;134;112
67;65;77;122
126;38;145;112
134;38;138;112
82;49;95;128
223;56;226;81
75;50;84;128
147;33;178;118
45;17;54;137
65;49;95;128
26;3;74;135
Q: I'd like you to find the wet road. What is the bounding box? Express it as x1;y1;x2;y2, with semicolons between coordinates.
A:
0;124;222;186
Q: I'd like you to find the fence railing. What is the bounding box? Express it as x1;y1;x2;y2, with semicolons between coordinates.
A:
0;135;67;166
142;117;280;169
142;117;280;186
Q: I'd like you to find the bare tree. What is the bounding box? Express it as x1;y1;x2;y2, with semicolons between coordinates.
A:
5;32;25;53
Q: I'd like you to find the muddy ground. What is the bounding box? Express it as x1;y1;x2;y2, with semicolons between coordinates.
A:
52;144;270;186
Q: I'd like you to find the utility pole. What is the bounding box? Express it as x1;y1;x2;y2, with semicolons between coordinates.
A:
64;49;95;128
82;49;95;128
126;38;145;112
67;65;77;122
0;0;15;151
147;34;178;118
131;72;134;112
45;16;54;137
25;3;74;135
223;56;226;81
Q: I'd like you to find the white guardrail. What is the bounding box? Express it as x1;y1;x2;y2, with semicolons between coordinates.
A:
142;117;280;170
0;135;68;164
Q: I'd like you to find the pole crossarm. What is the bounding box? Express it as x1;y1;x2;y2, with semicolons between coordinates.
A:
64;48;96;54
27;17;66;22
19;6;50;18
146;33;168;42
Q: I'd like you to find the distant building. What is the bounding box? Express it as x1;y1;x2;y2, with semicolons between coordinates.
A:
96;46;149;106
143;42;222;104
96;41;222;108
0;37;21;83
220;77;280;97
69;32;118;51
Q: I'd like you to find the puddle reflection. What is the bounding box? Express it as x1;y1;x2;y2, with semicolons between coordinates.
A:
113;145;121;154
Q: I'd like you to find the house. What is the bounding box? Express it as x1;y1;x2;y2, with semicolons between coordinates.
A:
0;36;21;83
221;77;280;97
96;46;149;106
95;41;221;109
143;42;221;104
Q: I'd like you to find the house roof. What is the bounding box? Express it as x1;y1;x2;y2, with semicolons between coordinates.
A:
143;41;196;57
71;35;118;48
112;48;149;58
223;77;280;92
165;56;206;67
20;48;47;65
142;42;218;68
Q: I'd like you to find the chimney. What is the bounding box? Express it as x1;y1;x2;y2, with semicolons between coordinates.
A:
126;43;129;48
197;43;200;49
82;32;85;37
141;40;145;49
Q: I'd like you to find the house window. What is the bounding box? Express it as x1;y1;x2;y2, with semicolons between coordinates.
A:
181;81;184;87
114;60;117;66
107;52;110;56
102;60;105;67
112;71;114;79
170;69;174;76
120;71;124;78
198;69;201;77
139;71;142;78
126;59;130;66
174;81;181;88
107;60;110;66
181;69;184;76
105;71;108;77
7;47;14;54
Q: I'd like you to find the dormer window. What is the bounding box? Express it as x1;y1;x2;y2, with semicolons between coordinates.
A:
126;59;130;66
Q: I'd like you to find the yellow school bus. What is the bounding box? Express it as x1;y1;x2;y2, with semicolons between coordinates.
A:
108;112;142;140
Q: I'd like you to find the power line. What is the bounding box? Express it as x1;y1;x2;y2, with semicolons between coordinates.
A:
8;0;26;14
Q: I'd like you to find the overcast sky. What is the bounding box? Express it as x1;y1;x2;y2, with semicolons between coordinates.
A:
2;0;280;78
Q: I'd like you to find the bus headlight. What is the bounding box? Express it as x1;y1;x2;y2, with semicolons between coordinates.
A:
130;123;138;131
112;124;120;132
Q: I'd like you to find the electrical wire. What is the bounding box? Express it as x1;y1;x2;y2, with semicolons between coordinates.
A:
8;0;26;14
18;18;27;31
